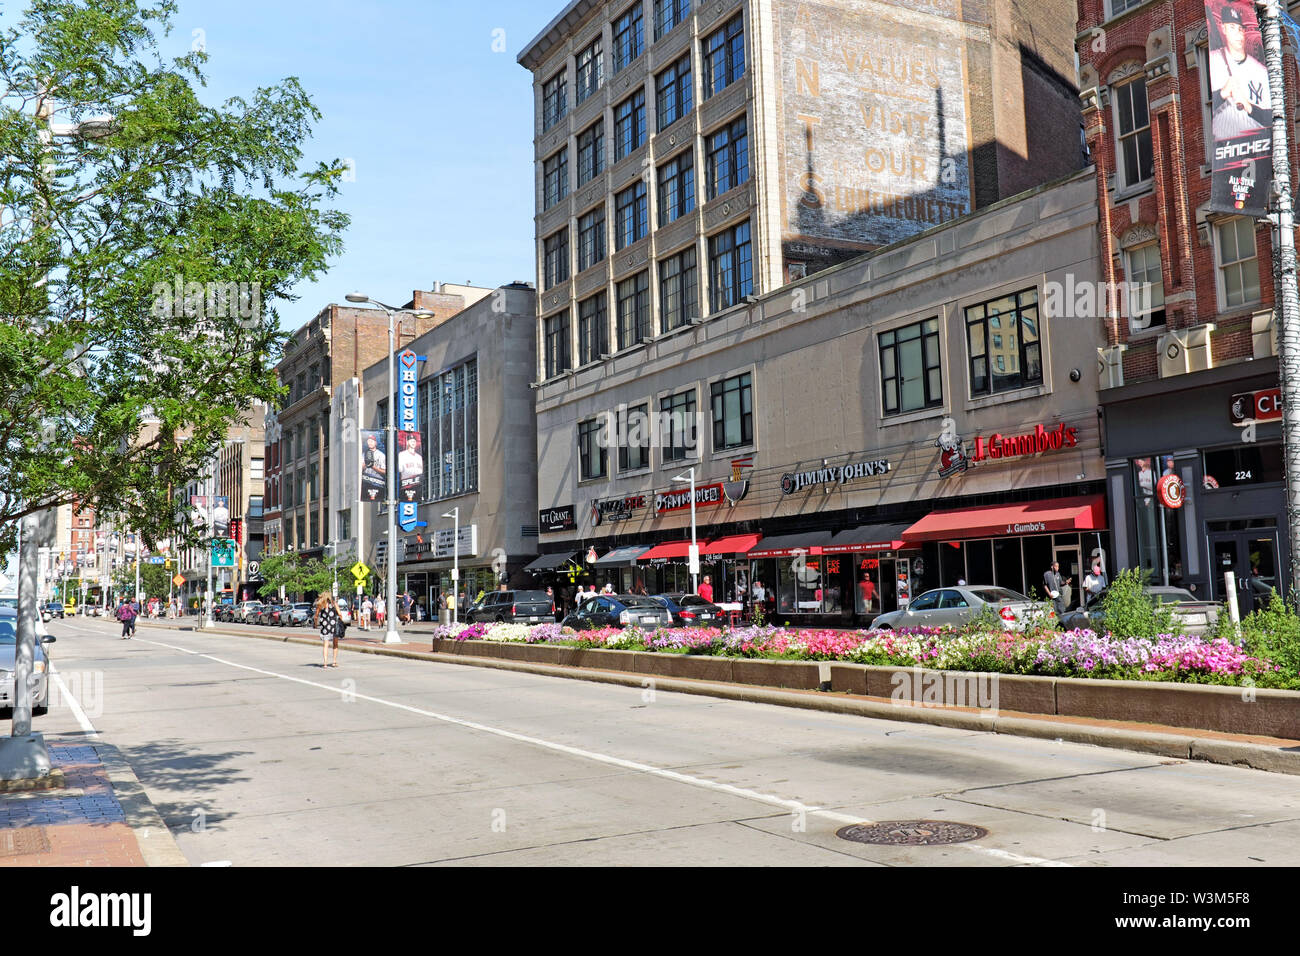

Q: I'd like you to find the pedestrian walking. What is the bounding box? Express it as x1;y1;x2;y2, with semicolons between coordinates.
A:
1043;561;1070;619
401;591;414;623
115;599;136;639
1083;560;1107;607
698;575;714;603
374;595;386;626
314;593;343;668
361;595;373;631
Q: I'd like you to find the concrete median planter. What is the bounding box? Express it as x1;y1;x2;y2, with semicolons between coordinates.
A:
436;639;1300;738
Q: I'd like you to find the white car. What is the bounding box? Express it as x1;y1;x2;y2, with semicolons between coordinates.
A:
872;586;1048;632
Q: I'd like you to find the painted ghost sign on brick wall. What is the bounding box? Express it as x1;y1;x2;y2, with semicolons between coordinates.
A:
778;0;976;248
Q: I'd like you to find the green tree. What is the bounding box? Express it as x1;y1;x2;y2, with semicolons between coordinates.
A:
0;0;347;555
111;558;169;599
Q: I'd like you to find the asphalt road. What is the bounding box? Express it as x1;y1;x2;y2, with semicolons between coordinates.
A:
29;616;1300;866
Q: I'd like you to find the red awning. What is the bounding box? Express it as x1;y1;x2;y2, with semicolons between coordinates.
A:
702;533;761;555
902;494;1107;542
638;540;693;561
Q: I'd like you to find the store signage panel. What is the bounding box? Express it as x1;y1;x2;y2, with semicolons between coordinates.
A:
592;494;648;525
654;483;725;514
539;505;576;533
780;458;891;495
433;525;477;559
971;423;1078;462
1230;388;1282;425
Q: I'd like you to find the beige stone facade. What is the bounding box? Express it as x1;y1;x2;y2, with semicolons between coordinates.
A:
520;0;1085;386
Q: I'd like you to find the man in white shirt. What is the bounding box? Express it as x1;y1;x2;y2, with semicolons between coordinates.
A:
1210;4;1271;138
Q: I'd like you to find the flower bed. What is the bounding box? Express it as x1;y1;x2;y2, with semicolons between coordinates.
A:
422;621;1294;689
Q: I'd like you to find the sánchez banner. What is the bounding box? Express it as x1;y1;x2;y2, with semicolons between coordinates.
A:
397;430;424;532
361;430;386;502
1207;0;1272;217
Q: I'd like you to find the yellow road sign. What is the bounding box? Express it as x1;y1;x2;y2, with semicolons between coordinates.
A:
350;562;371;583
172;574;185;587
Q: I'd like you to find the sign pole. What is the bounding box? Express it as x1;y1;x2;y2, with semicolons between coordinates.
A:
1258;0;1300;600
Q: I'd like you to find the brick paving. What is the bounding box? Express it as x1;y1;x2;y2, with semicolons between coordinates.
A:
0;743;145;867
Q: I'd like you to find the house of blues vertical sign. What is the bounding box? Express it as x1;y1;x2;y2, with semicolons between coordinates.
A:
397;349;425;532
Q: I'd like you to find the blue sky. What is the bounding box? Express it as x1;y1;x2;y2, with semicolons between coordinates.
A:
166;0;555;332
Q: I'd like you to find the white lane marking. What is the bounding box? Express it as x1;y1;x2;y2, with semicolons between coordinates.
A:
134;635;1070;866
50;667;99;739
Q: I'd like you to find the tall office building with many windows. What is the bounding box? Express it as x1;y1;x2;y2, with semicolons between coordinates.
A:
520;0;1085;385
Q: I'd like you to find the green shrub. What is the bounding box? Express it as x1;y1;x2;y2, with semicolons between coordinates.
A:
960;602;1004;638
1238;591;1300;678
1098;567;1177;638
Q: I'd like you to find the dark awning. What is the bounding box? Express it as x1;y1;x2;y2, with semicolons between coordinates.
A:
592;545;652;566
746;531;838;559
823;523;913;554
522;551;580;573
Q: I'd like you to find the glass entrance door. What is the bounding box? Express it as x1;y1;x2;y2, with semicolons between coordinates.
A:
1209;531;1281;615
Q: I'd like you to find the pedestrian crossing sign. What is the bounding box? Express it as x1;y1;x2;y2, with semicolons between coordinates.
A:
351;562;371;584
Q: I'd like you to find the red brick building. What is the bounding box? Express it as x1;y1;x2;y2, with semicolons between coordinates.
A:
1078;0;1297;604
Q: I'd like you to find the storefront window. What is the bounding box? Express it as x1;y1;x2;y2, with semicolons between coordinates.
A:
1132;454;1183;586
1021;535;1053;598
993;538;1024;595
1202;443;1283;489
965;540;993;586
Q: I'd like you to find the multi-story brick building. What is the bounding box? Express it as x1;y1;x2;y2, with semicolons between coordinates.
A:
1077;0;1298;606
519;0;1085;385
267;288;484;568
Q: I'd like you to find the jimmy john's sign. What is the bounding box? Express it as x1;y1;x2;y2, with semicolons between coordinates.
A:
781;458;891;495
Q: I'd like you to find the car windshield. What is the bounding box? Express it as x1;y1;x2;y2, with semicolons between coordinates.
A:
968;587;1031;603
513;591;550;602
621;597;661;608
1149;589;1198;604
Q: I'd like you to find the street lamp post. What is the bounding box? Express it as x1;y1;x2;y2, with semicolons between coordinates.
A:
672;467;700;595
345;294;434;644
443;507;460;626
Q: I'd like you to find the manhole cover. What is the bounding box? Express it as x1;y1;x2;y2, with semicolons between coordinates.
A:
0;828;51;857
836;820;988;846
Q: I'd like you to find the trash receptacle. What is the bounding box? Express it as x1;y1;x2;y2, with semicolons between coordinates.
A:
439;608;451;625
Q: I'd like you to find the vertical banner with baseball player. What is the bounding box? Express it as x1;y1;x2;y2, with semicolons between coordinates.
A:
1207;0;1273;216
361;429;387;502
398;431;425;505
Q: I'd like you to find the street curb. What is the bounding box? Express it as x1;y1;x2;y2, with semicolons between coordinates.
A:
130;620;1300;776
92;741;189;867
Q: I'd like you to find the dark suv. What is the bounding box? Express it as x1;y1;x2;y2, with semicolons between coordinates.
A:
465;590;555;624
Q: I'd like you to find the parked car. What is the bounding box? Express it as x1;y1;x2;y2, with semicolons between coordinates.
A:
232;601;263;623
651;593;725;627
45;603;65;620
1059;586;1220;635
465;590;555;624
0;607;55;714
871;586;1048;632
254;604;283;625
561;594;673;631
283;603;313;627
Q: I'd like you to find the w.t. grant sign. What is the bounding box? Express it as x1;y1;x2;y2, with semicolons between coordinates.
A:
781;458;891;495
539;505;575;533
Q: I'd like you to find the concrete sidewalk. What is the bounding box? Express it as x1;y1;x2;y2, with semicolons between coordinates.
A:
0;738;187;867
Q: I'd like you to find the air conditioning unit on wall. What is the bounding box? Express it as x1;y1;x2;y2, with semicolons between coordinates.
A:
1097;345;1126;389
1252;310;1278;358
1158;324;1215;378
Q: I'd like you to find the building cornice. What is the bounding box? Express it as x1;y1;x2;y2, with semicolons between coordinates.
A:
519;0;601;72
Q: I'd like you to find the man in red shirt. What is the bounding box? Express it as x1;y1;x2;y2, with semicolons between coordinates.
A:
859;574;876;611
698;575;714;603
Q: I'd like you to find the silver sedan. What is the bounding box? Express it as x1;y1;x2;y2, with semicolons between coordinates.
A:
872;586;1048;632
0;607;55;714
